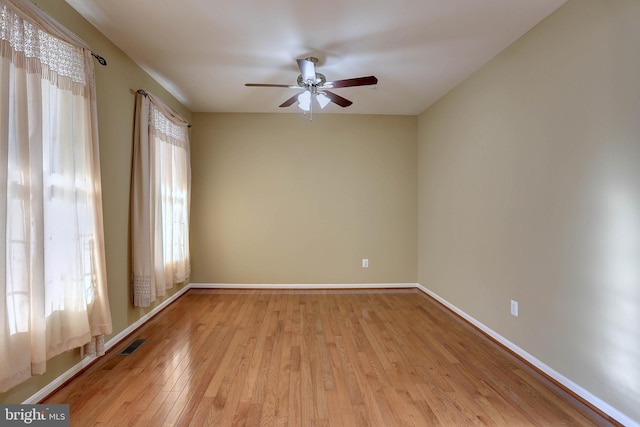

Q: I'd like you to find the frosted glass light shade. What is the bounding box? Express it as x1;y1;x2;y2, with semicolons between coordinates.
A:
316;92;331;109
298;91;311;111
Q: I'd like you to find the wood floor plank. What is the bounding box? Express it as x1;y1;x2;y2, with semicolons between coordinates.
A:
42;289;618;426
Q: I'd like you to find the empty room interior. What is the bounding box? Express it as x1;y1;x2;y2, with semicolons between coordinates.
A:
1;0;639;425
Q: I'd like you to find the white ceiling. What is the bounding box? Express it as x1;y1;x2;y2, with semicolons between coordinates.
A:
66;0;566;115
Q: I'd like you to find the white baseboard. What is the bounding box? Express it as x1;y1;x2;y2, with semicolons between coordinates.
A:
415;283;638;427
22;355;96;404
23;281;638;426
189;282;417;290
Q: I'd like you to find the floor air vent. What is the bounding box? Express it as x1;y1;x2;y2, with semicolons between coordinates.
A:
119;338;146;355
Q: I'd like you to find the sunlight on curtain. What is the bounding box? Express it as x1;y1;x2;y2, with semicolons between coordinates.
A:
0;0;112;392
131;91;191;307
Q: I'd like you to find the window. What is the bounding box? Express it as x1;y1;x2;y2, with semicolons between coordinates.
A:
0;0;112;392
130;90;191;307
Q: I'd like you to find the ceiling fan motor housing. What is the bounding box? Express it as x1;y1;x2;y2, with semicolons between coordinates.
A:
297;73;326;92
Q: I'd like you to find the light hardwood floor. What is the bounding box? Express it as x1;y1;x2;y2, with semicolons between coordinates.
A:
44;289;618;426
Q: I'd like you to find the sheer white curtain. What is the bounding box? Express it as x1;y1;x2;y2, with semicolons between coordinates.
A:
131;91;190;307
0;0;112;392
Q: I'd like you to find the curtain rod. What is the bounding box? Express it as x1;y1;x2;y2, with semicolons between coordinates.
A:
91;52;107;66
136;90;192;128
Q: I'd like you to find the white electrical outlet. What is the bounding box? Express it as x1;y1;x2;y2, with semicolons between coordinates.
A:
362;259;369;268
510;300;519;317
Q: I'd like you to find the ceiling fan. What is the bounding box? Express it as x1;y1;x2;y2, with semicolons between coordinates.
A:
245;57;378;112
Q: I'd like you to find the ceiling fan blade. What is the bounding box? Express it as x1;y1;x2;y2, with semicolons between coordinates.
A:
324;76;378;89
297;58;316;83
279;92;304;108
245;83;298;88
323;90;353;108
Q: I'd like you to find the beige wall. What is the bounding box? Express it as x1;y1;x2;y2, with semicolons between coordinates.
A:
0;0;192;404
191;113;417;284
418;0;640;422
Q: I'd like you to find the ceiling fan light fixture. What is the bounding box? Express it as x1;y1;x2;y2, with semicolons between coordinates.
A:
316;92;331;109
298;91;311;111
